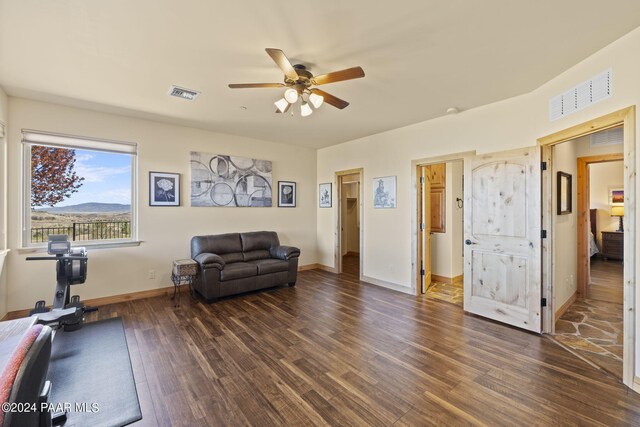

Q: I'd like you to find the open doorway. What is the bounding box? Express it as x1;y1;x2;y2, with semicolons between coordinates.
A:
416;160;464;306
335;169;363;278
550;126;625;379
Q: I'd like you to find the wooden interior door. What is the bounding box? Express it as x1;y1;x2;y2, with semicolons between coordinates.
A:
419;166;432;292
463;147;542;332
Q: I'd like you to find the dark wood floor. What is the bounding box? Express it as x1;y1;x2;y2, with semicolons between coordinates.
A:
86;268;640;426
342;253;359;276
589;257;624;304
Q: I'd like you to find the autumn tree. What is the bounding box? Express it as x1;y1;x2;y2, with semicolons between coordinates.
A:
31;146;85;207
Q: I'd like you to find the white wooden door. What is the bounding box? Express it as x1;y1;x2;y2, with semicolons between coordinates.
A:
463;147;542;332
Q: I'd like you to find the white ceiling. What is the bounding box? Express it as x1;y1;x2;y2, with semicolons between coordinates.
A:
2;1;640;149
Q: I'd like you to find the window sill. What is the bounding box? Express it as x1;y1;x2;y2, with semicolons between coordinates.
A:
17;240;142;254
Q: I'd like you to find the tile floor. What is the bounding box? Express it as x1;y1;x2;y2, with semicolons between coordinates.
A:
423;280;463;307
554;299;623;378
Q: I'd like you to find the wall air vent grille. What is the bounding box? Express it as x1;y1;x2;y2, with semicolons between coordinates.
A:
168;85;200;101
590;126;623;147
549;69;611;121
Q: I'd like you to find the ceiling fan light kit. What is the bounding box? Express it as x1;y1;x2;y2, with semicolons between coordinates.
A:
274;97;289;113
284;88;299;103
300;100;313;117
229;48;365;117
309;92;324;108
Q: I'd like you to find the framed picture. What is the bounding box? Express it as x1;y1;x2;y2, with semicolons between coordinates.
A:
373;176;396;208
278;181;296;207
609;187;624;206
190;152;272;207
557;171;572;215
319;183;332;208
150;172;180;206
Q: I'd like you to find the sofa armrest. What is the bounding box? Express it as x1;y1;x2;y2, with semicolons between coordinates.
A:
194;253;225;270
270;245;300;260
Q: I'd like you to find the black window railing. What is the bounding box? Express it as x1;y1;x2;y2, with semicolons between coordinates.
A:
30;221;131;243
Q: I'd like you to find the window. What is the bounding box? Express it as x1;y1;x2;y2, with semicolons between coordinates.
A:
22;130;137;247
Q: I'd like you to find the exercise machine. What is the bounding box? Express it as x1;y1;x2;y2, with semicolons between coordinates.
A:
26;235;90;331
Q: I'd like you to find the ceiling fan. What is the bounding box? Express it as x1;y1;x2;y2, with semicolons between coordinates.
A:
228;48;365;116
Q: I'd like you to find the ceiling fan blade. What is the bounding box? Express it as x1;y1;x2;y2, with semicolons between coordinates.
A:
310;89;350;109
311;66;365;85
265;48;299;81
228;83;285;88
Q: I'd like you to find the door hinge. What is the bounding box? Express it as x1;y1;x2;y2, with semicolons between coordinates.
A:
541;298;547;307
420;176;425;184
420;223;425;231
541;161;547;171
420;268;425;276
541;230;547;239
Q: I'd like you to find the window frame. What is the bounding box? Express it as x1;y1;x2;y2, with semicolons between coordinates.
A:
22;129;138;249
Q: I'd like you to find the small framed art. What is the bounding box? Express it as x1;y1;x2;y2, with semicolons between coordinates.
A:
150;172;180;206
278;181;296;207
609;187;624;206
373;176;397;208
319;183;332;208
557;171;572;215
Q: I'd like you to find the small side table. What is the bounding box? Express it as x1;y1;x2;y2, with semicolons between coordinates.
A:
171;259;198;307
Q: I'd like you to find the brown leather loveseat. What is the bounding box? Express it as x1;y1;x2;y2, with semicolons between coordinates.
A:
191;231;300;302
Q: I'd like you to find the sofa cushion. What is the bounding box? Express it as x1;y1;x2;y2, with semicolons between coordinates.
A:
220;252;244;264
240;231;280;252
191;233;242;258
248;259;289;275
243;249;271;262
219;262;258;281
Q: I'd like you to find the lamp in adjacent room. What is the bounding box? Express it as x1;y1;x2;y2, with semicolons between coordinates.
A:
611;205;624;232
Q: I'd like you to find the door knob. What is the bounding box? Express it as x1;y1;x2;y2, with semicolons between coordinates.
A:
465;239;476;245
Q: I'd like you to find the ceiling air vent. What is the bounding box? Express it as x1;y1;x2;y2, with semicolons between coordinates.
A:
168;85;200;101
549;69;612;121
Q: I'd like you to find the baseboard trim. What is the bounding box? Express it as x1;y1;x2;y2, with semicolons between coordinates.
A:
555;290;578;323
361;275;414;295
316;264;338;273
431;274;463;284
633;376;640;393
2;285;175;321
298;263;319;271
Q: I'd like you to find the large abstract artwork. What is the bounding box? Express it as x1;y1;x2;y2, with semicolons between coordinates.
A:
190;152;272;207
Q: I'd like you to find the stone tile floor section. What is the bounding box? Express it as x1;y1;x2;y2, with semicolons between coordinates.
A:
555;299;623;378
423;281;463;307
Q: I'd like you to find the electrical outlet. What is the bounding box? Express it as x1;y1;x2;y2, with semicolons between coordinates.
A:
148;270;155;279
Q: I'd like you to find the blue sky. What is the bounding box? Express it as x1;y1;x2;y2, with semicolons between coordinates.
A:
52;149;132;207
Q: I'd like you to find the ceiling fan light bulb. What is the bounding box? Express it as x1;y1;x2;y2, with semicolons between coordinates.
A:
309;93;324;108
275;98;289;113
301;102;313;117
284;88;299;104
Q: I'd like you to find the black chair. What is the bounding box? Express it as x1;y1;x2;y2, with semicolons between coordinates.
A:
1;324;54;427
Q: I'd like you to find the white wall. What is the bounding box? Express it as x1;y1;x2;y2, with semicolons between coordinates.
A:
553;141;578;312
5;98;318;312
590;161;624;246
431;160;463;279
551;134;623;314
316;25;640;378
317;25;640;291
0;86;8;318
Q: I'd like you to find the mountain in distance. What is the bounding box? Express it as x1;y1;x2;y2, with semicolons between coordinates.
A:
35;202;131;214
